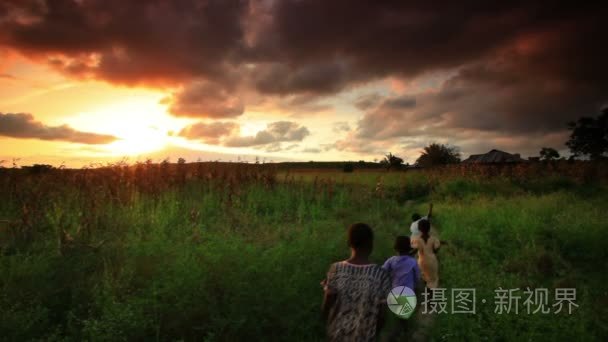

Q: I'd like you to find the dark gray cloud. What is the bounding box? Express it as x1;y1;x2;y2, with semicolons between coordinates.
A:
0;112;117;144
342;62;601;157
355;94;419;140
347;19;608;155
224;121;309;147
178;121;239;144
262;2;602;81
0;0;248;86
281;93;333;113
383;96;416;110
355;48;607;142
4;1;604;93
246;92;334;118
354;93;383;111
166;81;244;118
252;61;358;96
1;1;607;155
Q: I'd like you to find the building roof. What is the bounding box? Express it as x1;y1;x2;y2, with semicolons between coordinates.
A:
462;149;526;164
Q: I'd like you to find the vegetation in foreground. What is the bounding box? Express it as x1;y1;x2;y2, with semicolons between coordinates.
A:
0;162;607;341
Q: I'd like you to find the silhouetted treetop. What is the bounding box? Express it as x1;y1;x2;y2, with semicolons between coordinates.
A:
415;143;461;167
566;108;608;160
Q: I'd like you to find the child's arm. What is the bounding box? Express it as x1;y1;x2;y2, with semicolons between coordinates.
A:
322;289;337;319
381;257;392;272
321;265;337;319
433;237;441;253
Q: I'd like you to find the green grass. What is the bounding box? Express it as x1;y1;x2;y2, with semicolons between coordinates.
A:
0;169;606;341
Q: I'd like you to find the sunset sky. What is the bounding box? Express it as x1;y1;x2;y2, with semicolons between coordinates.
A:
1;1;606;167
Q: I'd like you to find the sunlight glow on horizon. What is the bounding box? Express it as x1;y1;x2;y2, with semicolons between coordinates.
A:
65;94;189;156
61;95;297;160
1;58;443;165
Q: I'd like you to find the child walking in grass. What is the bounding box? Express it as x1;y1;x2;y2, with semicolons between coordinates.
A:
410;203;433;239
381;236;421;341
411;219;440;289
382;236;421;291
321;223;392;342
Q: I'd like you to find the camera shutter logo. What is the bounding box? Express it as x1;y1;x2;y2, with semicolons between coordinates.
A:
387;286;417;319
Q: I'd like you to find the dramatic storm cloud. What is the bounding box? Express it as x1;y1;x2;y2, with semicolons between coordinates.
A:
1;0;607;157
0;0;247;86
166;81;244;118
0;112;117;144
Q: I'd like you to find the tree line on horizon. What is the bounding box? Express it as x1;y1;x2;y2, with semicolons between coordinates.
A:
2;108;607;171
379;107;608;169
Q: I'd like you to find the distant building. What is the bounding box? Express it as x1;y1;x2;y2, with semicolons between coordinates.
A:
462;149;526;164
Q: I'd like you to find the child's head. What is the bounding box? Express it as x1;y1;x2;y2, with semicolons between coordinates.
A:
394;235;412;255
347;223;374;254
418;219;431;235
412;213;421;222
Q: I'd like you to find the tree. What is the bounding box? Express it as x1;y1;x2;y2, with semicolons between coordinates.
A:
415;143;461;167
566;108;608;160
382;153;404;169
539;147;560;161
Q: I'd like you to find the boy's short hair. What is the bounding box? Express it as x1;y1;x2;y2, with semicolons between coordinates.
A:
348;223;374;249
412;213;421;222
394;235;412;253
